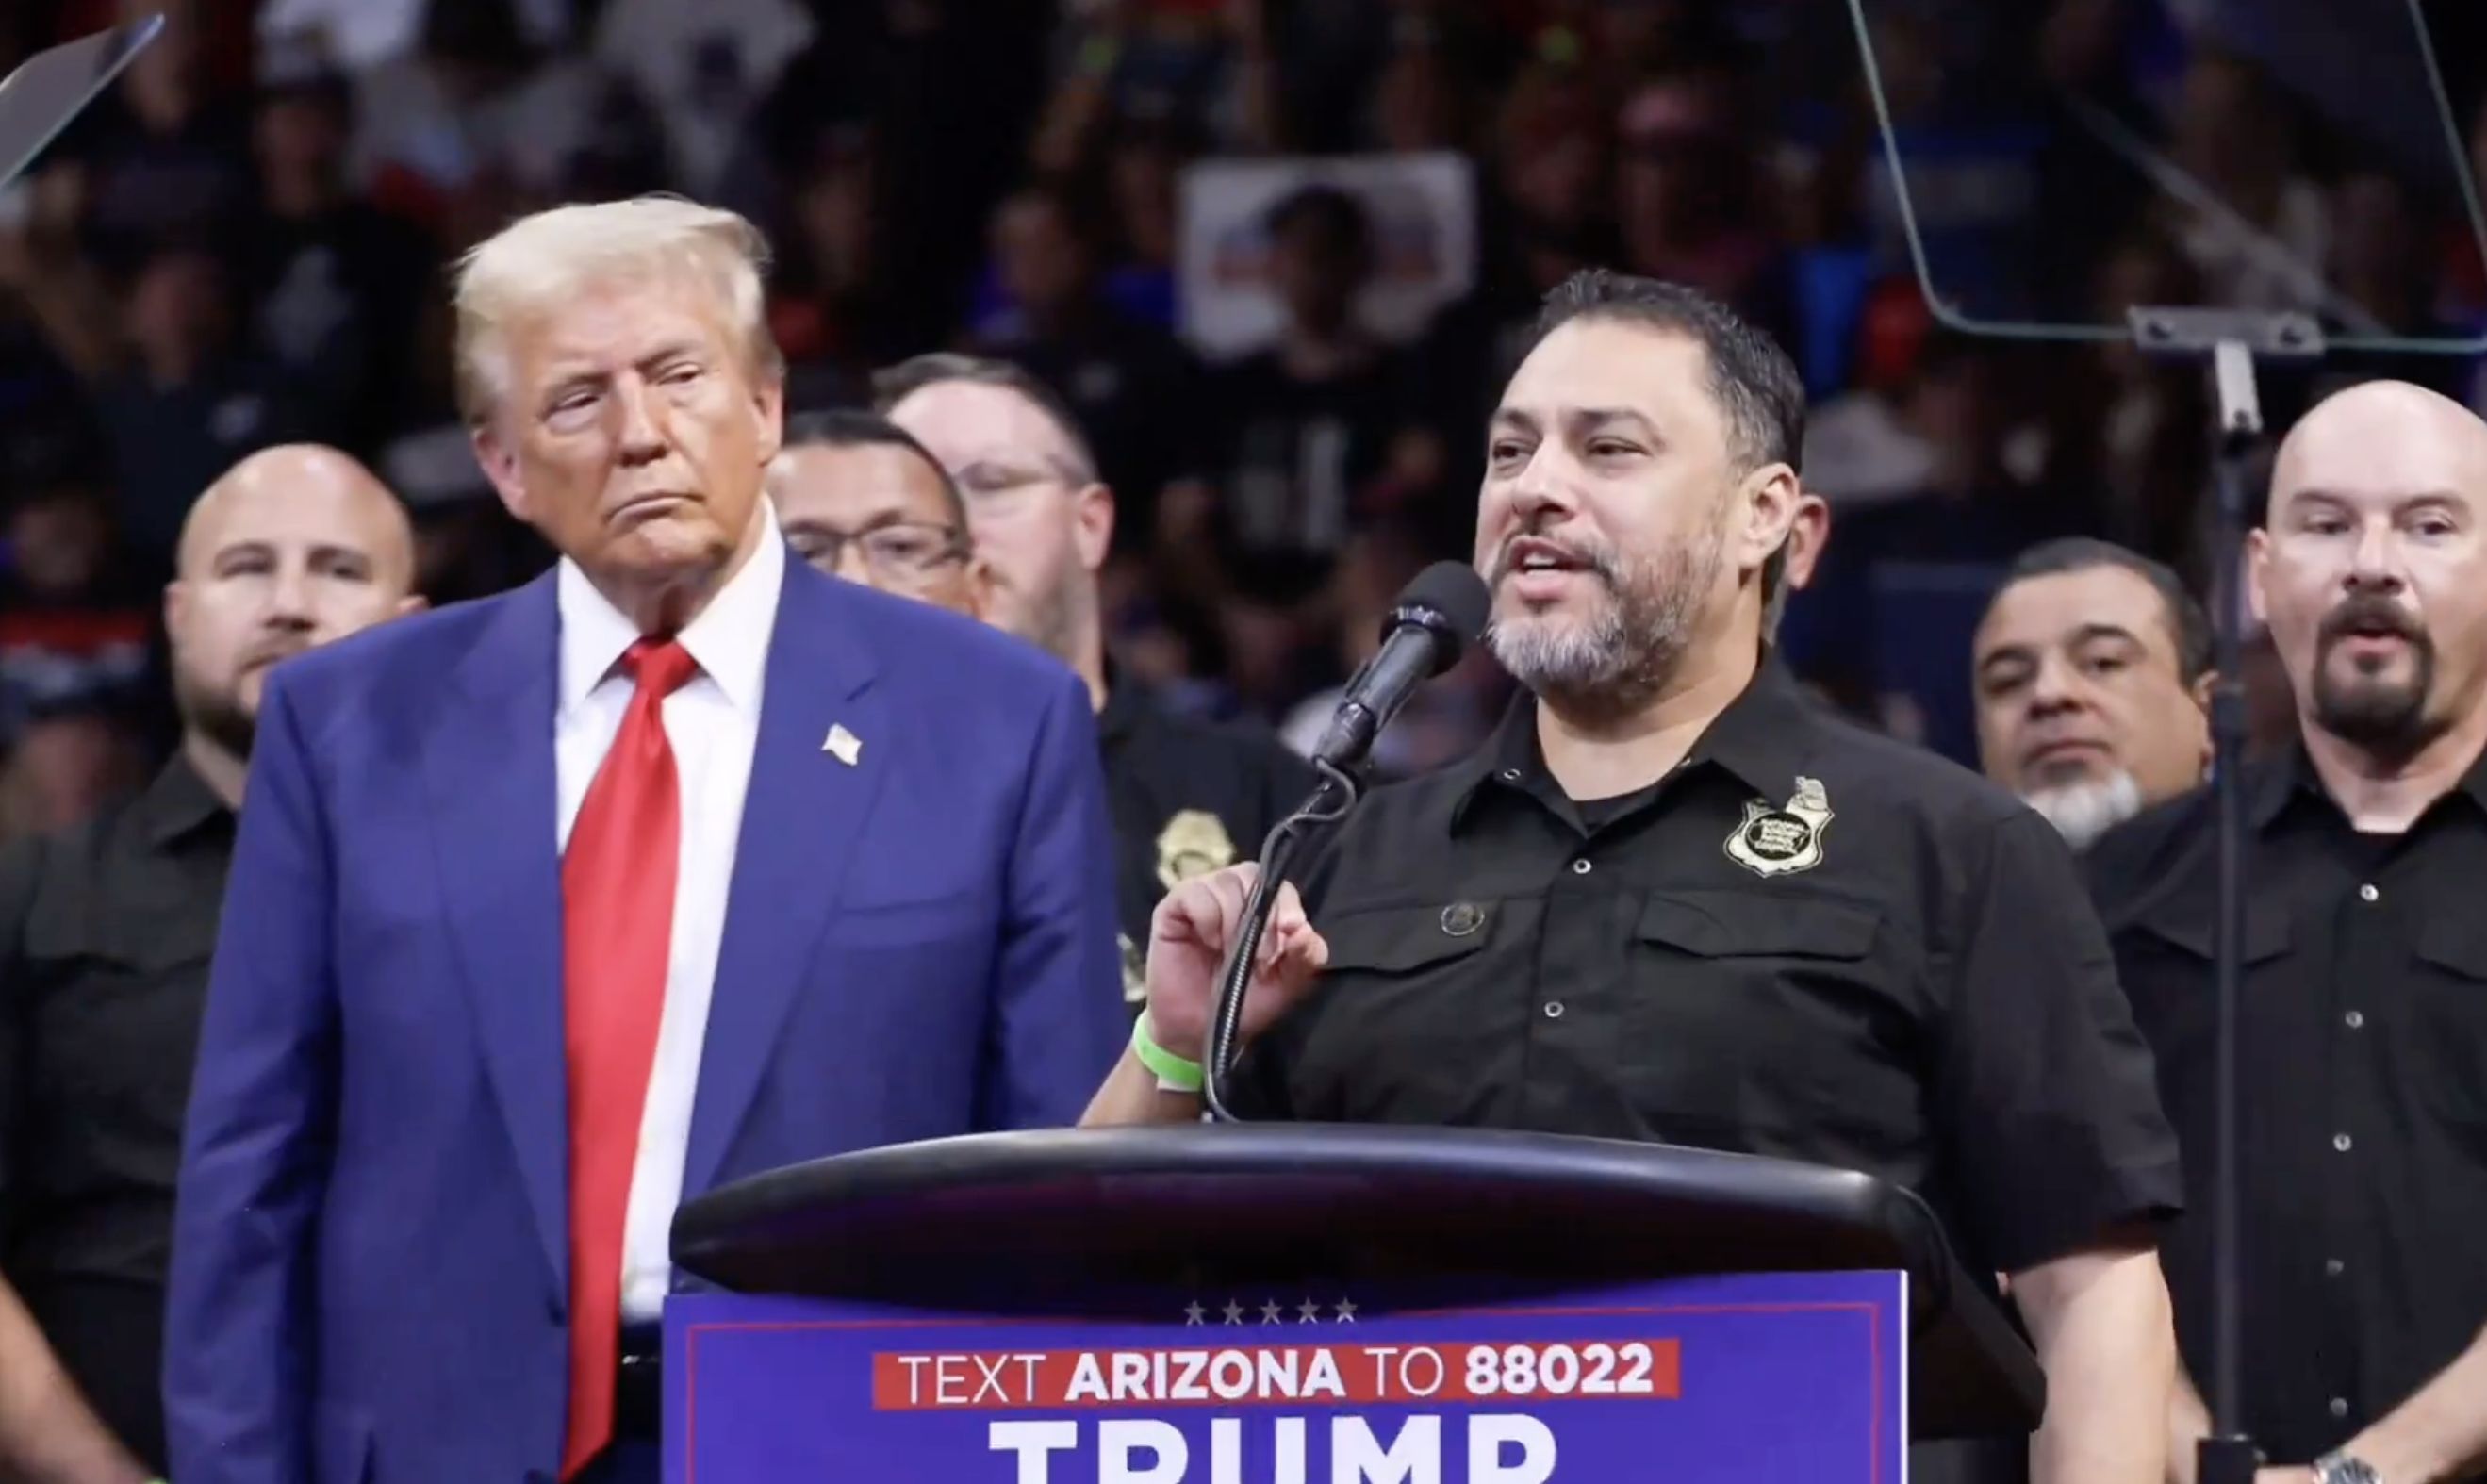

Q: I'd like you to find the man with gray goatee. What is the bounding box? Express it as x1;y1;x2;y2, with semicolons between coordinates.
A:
1971;537;2214;850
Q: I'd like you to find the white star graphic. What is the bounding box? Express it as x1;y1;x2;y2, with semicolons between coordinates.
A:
1260;1300;1284;1324
1183;1302;1206;1326
1297;1299;1323;1323
1333;1299;1358;1323
1222;1301;1245;1325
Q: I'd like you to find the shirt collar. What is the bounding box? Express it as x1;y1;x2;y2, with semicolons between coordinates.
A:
1450;657;1815;831
2254;729;2487;831
143;752;234;849
2248;743;2313;832
557;500;784;717
1687;654;1819;797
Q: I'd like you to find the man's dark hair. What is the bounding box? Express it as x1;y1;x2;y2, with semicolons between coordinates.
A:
866;353;1099;483
1529;268;1805;474
1527;268;1809;608
781;408;966;527
1999;536;2214;683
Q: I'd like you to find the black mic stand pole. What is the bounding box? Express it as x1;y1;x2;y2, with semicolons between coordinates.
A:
2128;305;2325;1484
1199;762;1359;1124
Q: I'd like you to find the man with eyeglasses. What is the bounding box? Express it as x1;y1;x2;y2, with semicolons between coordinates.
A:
875;353;1320;1013
767;411;994;620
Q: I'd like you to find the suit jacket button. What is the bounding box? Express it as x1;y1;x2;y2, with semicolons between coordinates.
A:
546;1297;565;1325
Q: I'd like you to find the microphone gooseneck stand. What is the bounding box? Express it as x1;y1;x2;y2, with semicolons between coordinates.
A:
1198;561;1489;1125
1201;760;1359;1124
2129;305;2326;1484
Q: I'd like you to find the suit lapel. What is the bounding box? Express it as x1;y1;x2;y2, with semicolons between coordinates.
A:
683;567;885;1201
421;571;569;1289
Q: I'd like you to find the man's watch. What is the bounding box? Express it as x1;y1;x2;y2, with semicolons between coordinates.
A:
2312;1451;2382;1484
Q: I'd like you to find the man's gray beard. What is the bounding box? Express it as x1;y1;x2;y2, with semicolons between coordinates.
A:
1485;530;1720;718
2023;769;2145;851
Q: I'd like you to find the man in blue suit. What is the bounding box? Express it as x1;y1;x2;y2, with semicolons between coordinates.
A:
161;196;1126;1484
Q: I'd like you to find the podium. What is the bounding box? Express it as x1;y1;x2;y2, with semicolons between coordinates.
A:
665;1124;2042;1481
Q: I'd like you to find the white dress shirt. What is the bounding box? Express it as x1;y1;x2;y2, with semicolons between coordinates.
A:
553;506;784;1324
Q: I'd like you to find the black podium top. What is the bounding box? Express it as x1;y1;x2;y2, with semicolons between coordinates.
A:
672;1123;2042;1440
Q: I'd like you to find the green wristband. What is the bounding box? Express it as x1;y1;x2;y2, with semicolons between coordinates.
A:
1131;1011;1205;1093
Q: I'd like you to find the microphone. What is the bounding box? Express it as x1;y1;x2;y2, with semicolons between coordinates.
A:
1310;561;1491;770
1199;561;1489;1124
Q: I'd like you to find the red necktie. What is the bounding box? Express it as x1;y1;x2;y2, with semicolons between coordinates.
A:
560;637;698;1479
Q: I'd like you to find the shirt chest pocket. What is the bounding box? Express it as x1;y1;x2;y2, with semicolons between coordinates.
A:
20;898;216;990
1294;903;1504;1097
1626;891;1909;1136
2409;915;2487;1140
2122;905;2295;1093
1317;903;1499;988
17;925;214;1119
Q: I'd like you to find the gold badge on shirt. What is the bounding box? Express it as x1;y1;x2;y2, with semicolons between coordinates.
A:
1725;775;1835;878
1155;809;1237;892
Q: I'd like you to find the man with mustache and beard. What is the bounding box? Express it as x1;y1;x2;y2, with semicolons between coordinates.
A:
2089;379;2487;1484
1084;270;2185;1484
1972;539;2215;851
0;444;420;1483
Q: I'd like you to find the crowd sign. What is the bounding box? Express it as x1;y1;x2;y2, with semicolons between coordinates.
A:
665;1270;1904;1482
1175;151;1477;361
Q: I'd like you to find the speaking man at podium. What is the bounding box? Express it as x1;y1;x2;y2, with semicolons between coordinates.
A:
1083;270;2185;1484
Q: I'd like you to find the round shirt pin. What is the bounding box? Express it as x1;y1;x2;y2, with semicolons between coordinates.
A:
1440;902;1485;936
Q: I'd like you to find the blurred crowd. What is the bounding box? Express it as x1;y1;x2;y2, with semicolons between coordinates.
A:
8;0;2487;842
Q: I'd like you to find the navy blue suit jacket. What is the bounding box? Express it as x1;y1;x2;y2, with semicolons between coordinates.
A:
162;556;1124;1483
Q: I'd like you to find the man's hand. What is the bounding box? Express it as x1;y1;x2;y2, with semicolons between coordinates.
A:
1144;862;1327;1063
2254;1470;2314;1483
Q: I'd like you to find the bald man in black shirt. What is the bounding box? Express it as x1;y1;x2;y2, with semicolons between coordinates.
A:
0;447;420;1481
2093;382;2487;1484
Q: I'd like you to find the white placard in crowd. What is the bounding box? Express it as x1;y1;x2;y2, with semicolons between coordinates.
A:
1177;152;1477;362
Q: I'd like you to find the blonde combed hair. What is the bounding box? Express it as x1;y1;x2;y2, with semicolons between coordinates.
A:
451;194;783;427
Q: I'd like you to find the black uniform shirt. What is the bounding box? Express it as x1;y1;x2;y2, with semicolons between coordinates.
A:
1098;668;1321;1010
1235;662;2184;1282
2089;745;2487;1463
0;755;233;1473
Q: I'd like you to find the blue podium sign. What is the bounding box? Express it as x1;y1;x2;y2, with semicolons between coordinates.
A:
664;1269;1905;1482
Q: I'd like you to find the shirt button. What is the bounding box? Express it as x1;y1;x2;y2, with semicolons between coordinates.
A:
1571;858;1593;875
2330;1397;2350;1419
2359;882;2380;902
2344;1010;2365;1030
2325;1258;2345;1278
2333;1132;2354;1153
1500;768;1523;783
1543;1000;1565;1019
